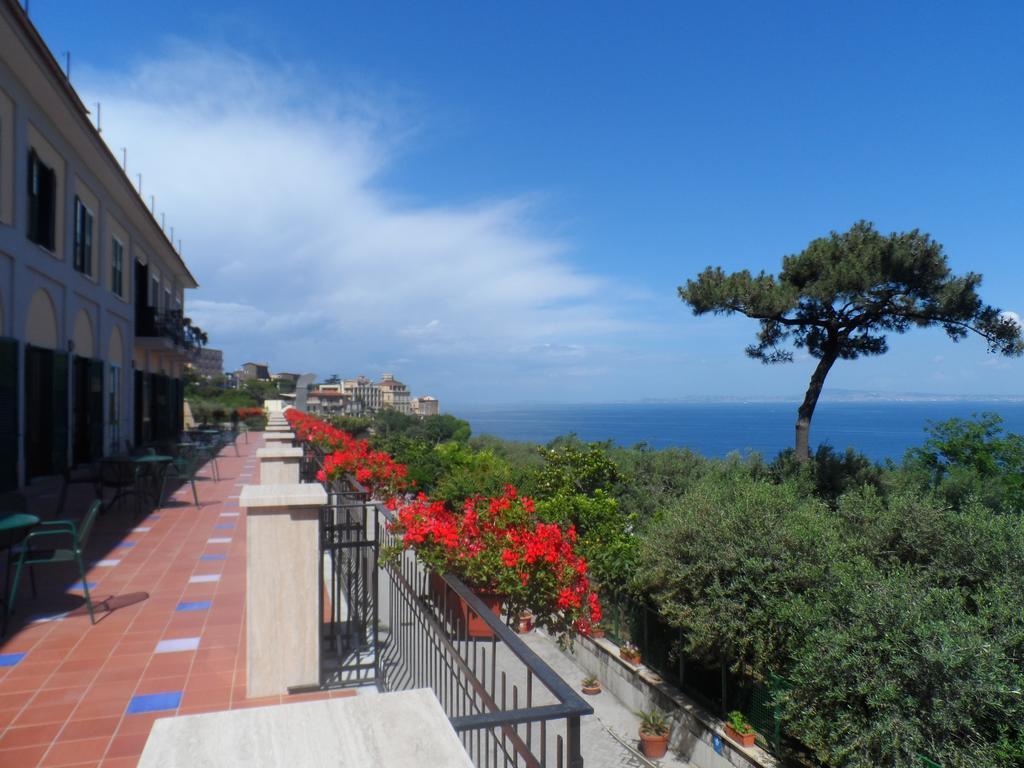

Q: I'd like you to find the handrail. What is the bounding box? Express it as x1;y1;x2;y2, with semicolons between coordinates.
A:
307;441;592;767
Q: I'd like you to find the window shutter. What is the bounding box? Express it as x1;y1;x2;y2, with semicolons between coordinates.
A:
84;208;94;275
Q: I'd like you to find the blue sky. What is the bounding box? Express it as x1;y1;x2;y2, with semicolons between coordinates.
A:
29;1;1024;405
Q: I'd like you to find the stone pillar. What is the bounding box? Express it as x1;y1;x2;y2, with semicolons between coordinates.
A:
264;431;295;446
256;445;304;485
241;483;327;698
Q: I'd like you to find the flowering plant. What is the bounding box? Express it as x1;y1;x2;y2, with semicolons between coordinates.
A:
383;485;601;642
286;409;408;496
286;410;601;642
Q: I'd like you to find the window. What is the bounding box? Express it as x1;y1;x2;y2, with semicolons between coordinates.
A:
73;196;94;275
111;237;124;297
150;274;159;308
27;150;57;249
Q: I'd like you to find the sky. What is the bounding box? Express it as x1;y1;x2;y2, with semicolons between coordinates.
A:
25;1;1024;406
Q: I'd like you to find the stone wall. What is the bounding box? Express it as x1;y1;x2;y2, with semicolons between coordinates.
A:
561;636;779;768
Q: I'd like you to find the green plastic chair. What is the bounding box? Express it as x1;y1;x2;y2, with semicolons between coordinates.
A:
8;499;103;625
161;447;203;507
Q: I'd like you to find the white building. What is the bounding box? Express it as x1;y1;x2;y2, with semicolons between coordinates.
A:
0;1;198;489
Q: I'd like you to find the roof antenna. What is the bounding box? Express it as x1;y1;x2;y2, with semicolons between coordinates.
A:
64;51;71;80
121;147;127;171
95;102;101;133
170;226;175;242
137;174;142;195
150;195;155;213
161;212;166;230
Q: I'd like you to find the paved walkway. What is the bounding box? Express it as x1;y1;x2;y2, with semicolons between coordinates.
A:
520;633;693;768
0;435;353;767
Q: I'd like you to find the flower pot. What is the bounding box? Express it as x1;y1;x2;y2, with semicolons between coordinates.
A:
620;649;641;666
581;682;602;696
518;612;534;634
590;626;605;639
725;723;756;748
428;572;504;639
639;731;669;759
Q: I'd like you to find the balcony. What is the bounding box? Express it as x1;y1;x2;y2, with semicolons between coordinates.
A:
0;419;692;767
134;307;204;351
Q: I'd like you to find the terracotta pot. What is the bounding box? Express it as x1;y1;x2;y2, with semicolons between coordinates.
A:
639;731;669;759
725;723;756;748
590;626;606;639
461;591;504;638
620;649;641;666
518;613;534;634
581;683;602;696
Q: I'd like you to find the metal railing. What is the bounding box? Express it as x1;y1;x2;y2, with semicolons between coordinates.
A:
306;445;592;767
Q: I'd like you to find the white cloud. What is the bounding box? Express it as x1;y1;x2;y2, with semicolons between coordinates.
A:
1002;310;1021;329
80;46;631;398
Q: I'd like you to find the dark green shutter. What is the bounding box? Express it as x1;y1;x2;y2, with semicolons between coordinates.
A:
0;338;18;491
52;351;69;473
89;359;104;459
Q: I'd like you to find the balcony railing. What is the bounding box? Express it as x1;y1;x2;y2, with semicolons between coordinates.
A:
135;306;204;350
306;449;593;768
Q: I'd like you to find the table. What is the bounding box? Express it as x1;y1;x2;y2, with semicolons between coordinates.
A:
1;512;41;636
135;455;173;510
100;455;172;516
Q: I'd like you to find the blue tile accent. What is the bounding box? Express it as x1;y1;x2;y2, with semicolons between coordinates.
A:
200;554;226;561
175;600;212;612
213;523;234;530
116;541;135;549
0;652;27;667
126;690;182;714
69;581;97;591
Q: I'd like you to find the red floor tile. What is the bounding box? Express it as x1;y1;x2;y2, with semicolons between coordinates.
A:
0;437;293;767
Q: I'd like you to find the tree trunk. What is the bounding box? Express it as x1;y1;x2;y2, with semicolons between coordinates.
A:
795;345;840;462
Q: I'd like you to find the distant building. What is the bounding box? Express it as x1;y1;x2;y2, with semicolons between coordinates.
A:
377;373;411;415
342;376;382;415
307;389;352;417
411;396;439;417
240;362;270;381
189;347;224;379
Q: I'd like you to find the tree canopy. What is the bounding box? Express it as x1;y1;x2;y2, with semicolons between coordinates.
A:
679;221;1023;458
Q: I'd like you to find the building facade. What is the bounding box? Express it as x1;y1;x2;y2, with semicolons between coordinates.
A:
189;346;223;379
240;361;270;381
377;373;411;415
411;395;439;417
341;375;382;415
0;0;198;489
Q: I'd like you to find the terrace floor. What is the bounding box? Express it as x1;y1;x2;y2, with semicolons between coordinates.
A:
0;434;355;768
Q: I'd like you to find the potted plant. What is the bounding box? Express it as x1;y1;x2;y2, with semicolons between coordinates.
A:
637;709;670;759
381;485;602;645
619;641;641;665
725;711;756;748
590;622;606;639
581;674;602;695
518;610;534;634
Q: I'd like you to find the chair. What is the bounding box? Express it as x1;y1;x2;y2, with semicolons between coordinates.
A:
161;448;203;508
56;464;101;519
8;499;102;625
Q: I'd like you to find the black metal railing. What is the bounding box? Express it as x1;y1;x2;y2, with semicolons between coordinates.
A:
306;443;592;768
319;482;378;688
135;306;205;350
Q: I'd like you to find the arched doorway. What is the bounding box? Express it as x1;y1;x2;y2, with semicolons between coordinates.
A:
71;309;103;464
24;288;68;479
0;288;15;491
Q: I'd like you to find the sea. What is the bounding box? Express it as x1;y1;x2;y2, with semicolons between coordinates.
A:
453;401;1024;463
